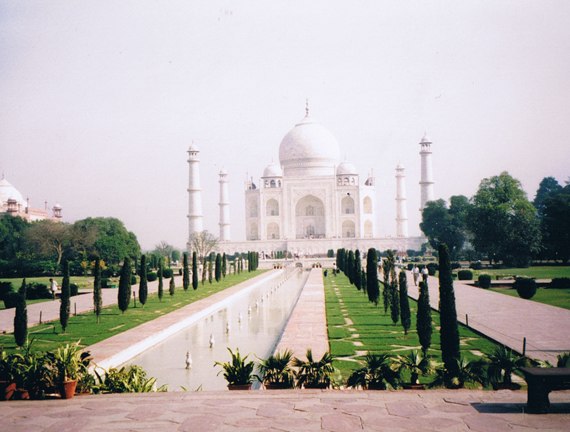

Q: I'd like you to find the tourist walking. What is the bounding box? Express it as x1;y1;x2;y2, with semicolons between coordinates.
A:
421;266;429;282
49;278;59;299
412;266;420;286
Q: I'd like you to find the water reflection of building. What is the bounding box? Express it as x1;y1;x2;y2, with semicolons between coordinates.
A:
0;176;63;222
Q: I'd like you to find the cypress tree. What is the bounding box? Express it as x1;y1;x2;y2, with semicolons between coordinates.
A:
438;243;461;384
118;257;132;313
14;278;27;346
192;251;198;290
94;258;102;322
60;261;71;331
361;269;367;293
169;274;175;296
354;249;362;290
382;251;393;314
222;253;227;277
389;265;400;324
158;259;164;301
365;247;379;305
182;252;190;291
215;253;221;282
139;255;148;306
208;255;213;283
416;280;432;355
399;270;411;334
347;250;355;284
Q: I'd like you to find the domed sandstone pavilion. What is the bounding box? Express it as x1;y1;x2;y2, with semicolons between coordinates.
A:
188;104;433;257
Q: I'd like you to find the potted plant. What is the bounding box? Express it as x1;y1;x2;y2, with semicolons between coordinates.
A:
429;357;487;389
215;347;255;390
293;349;335;389
486;346;526;390
0;350;19;400
393;350;431;389
256;349;295;389
347;353;400;390
53;342;85;399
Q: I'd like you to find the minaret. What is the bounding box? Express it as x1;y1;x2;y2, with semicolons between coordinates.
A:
419;134;434;210
187;143;204;240
395;164;409;237
218;169;231;241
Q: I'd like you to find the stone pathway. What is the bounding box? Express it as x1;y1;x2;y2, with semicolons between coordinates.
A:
2;389;569;431
0;276;183;333
406;273;570;365
275;268;329;360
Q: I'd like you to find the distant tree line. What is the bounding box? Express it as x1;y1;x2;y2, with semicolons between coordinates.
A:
420;171;570;266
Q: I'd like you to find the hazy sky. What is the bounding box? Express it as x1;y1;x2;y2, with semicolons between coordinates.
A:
1;1;569;250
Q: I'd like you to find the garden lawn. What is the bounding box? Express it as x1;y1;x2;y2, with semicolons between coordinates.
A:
489;287;570;310
471;266;570;280
325;273;501;384
0;276;94;290
0;270;264;354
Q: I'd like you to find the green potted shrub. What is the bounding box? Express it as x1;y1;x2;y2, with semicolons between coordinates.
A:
0;350;19;400
429;357;487;389
347;353;400;390
256;349;295;389
393;350;431;389
215;348;255;390
293;349;335;389
486;346;527;390
53;342;85;399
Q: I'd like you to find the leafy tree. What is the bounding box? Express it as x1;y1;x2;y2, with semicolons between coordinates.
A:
171;249;181;263
438;243;460;385
399;271;411;334
158;259;164;301
365;248;379;305
533;176;562;218
169;275;175;296
139;255;148;306
0;214;29;261
215;253;222;282
188;231;218;285
93;258;102;322
420;196;470;260
182;252;190;291
467;172;541;266
73;217;141;270
416;280;432;356
541;184;570;262
118;258;132;313
14;278;28;346
191;251;198;290
60;261;71;331
354;249;362;290
24;220;71;269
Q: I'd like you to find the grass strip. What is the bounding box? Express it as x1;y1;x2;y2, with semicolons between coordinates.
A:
0;271;264;354
324;272;502;382
489;287;570;310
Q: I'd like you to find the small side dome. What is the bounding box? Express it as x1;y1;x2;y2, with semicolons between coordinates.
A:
336;161;357;176
420;134;431;144
188;142;200;152
262;162;282;178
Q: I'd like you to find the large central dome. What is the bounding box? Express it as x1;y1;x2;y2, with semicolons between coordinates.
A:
279;115;341;177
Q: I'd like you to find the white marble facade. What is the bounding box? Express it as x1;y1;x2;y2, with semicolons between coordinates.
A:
244;112;376;243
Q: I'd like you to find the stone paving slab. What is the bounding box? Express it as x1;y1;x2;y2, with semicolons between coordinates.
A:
274;268;329;360
406;272;570;365
1;389;569;431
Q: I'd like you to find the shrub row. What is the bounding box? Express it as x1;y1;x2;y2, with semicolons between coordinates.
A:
550;277;570;289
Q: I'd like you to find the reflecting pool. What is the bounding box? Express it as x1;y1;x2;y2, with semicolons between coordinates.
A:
125;267;309;390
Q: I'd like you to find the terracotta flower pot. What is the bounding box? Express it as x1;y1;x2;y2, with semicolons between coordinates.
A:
403;383;425;390
227;384;252;390
0;381;16;401
60;379;78;399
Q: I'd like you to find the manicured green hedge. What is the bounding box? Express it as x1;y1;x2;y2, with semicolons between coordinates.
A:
457;270;473;280
550;277;570;289
478;274;492;288
514;277;537;299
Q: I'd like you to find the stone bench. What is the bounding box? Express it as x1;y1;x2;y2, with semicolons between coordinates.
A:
520;367;570;413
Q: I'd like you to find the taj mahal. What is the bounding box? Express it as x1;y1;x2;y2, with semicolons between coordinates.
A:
188;104;434;256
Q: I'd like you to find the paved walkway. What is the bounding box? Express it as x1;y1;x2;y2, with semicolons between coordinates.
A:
2;389;569;431
275;268;329;360
0;276;183;334
406;273;570;365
